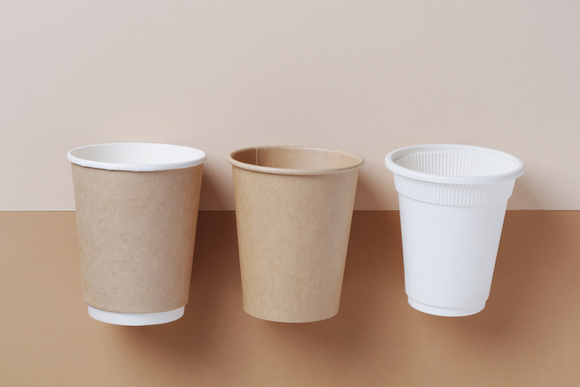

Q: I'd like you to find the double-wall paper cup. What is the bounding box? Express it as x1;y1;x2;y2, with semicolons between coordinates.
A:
228;146;364;322
68;143;206;326
385;144;525;317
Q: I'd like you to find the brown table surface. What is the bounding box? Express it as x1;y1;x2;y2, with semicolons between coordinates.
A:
1;211;579;386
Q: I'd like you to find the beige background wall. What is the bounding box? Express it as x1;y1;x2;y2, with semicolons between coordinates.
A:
1;0;579;210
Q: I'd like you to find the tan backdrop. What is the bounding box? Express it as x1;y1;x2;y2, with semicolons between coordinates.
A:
1;1;579;210
1;211;579;386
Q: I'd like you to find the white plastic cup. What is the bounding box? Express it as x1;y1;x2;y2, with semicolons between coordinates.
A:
68;143;206;325
385;144;525;317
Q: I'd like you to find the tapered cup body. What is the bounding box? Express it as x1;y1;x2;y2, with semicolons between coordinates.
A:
68;143;205;325
229;146;364;322
386;144;524;316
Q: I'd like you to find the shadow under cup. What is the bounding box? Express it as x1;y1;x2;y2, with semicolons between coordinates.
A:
68;143;206;326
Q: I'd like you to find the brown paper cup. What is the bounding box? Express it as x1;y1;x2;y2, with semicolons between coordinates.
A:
68;143;205;325
228;146;364;322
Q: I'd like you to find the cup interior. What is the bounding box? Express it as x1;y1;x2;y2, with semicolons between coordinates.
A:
386;144;524;183
229;146;364;175
396;150;517;177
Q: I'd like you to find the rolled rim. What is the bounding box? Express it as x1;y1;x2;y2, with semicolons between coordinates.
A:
227;145;365;175
67;143;206;171
385;144;525;185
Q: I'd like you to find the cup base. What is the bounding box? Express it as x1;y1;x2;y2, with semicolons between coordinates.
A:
408;298;485;317
243;307;339;323
87;305;185;326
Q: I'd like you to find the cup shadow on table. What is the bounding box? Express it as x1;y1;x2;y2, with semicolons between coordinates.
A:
113;180;576;379
403;209;579;362
116;176;406;373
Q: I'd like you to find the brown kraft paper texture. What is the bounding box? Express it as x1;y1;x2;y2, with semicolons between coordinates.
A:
230;146;363;322
71;164;203;314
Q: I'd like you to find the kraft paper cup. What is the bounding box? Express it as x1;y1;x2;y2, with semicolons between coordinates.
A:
385;144;525;317
228;146;364;323
68;143;206;325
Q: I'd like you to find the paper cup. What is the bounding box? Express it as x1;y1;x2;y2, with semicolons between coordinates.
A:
228;146;364;322
385;144;525;317
68;143;206;325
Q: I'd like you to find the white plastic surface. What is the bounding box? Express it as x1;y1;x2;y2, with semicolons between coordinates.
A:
87;306;185;326
67;143;206;171
407;298;485;317
385;144;525;317
399;195;507;316
385;144;524;185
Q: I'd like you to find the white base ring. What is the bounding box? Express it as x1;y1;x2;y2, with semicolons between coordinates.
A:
87;305;185;326
408;298;485;317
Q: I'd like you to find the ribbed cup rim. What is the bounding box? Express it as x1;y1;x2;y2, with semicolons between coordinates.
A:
385;144;525;185
67;143;206;172
228;145;365;175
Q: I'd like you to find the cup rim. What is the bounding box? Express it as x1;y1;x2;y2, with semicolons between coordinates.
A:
67;143;206;171
385;144;525;184
227;145;365;175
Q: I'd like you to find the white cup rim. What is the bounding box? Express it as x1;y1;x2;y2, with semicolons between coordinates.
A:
385;144;525;185
67;143;206;171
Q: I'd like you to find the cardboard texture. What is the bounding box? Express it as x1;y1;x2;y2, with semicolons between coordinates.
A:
2;211;580;387
229;146;364;322
71;164;203;313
